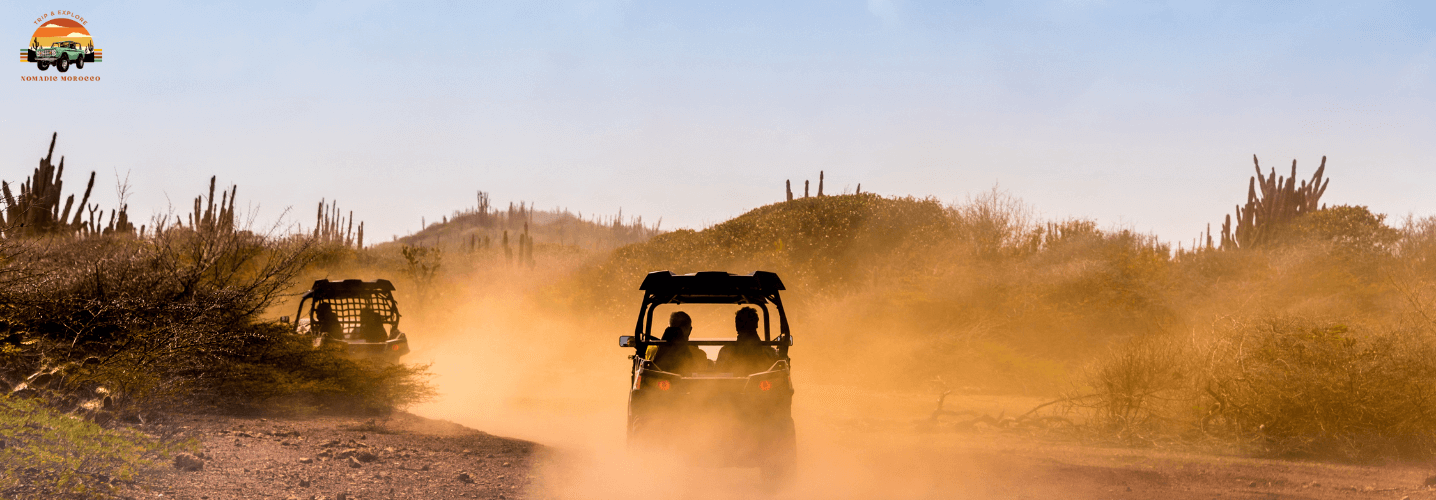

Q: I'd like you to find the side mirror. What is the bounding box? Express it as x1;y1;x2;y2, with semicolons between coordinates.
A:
782;334;794;346
279;316;291;324
619;335;635;348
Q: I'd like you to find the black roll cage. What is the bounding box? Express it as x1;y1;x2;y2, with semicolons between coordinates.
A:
294;279;402;332
630;271;792;359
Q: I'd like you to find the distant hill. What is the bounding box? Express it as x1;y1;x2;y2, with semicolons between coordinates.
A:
574;193;956;305
385;193;661;253
565;192;1184;390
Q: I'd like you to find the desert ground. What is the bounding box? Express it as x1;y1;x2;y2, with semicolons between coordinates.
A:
128;386;1436;500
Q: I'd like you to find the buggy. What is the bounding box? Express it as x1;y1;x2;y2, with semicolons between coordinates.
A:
291;279;411;362
619;271;796;483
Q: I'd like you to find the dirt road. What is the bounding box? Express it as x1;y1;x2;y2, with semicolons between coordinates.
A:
122;374;1436;499
416;381;1436;500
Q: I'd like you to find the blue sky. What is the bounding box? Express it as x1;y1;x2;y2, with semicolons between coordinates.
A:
3;1;1433;245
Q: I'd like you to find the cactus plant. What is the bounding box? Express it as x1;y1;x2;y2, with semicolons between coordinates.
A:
1219;155;1329;249
187;176;237;234
0;132;128;237
312;198;364;248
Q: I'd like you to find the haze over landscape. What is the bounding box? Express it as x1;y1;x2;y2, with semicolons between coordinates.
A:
8;3;1436;499
4;1;1434;244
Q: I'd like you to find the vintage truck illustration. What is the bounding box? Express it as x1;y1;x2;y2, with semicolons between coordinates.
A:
26;41;95;72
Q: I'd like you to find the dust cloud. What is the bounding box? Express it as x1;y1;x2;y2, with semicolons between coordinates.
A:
280;189;1436;498
390;262;1050;500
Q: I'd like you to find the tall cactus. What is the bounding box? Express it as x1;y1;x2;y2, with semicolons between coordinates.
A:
187;176;237;234
502;230;513;264
0;132;123;237
312;199;364;248
1219;155;1329;249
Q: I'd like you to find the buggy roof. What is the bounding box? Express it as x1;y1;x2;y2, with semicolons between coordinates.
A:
639;271;784;304
302;279;395;299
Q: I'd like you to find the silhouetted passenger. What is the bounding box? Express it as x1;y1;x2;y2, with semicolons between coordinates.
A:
652;326;704;374
315;302;343;340
357;308;388;343
646;311;710;374
716;307;777;375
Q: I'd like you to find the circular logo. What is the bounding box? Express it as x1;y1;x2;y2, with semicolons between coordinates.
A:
656;380;671;391
759;380;773;391
25;15;100;74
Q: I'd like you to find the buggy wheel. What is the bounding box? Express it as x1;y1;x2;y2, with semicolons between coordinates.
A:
37;61;49;71
760;417;797;489
759;452;796;489
626;414;649;449
56;57;69;72
75;57;84;69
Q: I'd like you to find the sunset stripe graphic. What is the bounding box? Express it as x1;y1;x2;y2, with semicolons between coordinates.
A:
19;49;102;62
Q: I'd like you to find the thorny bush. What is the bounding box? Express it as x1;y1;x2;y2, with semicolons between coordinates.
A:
1206;318;1436;459
1078;317;1436;460
0;227;432;417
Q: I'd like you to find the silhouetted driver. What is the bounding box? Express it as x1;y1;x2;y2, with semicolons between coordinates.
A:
316;302;343;340
716;307;776;375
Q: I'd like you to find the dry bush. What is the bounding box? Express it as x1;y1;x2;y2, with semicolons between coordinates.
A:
197;323;435;415
1072;336;1200;441
1204;318;1436;459
1077;317;1436;459
951;187;1035;259
0;227;432;416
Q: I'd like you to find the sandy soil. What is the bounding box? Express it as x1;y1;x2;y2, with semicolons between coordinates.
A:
125;412;538;500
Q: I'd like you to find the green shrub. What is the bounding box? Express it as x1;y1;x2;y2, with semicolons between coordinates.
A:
0;395;193;499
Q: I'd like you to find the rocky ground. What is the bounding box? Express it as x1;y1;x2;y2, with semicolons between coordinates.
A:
121;412;538;500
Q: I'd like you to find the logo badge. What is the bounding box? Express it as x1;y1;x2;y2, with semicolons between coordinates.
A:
22;12;100;78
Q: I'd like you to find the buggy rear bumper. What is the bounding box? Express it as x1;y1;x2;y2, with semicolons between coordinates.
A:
320;333;410;359
627;364;795;466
